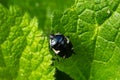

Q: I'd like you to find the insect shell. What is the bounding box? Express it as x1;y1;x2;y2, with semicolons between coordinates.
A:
49;33;73;58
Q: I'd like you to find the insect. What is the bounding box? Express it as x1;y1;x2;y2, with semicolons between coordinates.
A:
49;33;73;58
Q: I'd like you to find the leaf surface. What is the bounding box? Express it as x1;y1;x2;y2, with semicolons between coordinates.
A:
0;4;55;80
52;0;120;80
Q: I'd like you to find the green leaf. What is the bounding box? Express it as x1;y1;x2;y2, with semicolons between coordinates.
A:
0;4;55;80
52;0;120;80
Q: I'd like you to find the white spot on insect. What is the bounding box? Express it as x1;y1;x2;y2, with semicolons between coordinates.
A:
50;39;57;46
52;48;60;54
66;37;70;44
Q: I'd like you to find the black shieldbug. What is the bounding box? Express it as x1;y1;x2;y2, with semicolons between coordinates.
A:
49;33;73;58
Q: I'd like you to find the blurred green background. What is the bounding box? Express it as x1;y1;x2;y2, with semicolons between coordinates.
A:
0;0;75;30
